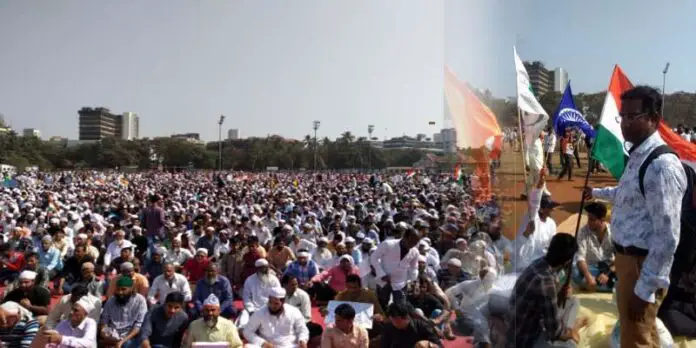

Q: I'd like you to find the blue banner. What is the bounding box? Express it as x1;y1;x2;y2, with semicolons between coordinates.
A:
553;81;595;138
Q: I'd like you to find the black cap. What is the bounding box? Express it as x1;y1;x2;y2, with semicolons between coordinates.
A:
539;194;560;209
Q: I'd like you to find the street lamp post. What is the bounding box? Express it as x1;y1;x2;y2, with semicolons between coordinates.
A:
313;120;320;171
367;124;374;170
218;115;225;170
662;62;670;116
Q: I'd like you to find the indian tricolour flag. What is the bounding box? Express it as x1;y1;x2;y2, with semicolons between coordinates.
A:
592;65;632;178
593;65;696;179
454;165;463;184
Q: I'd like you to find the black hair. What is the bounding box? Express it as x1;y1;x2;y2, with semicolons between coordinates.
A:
281;274;297;286
346;274;362;286
24;251;38;260
335;303;356;320
584;202;608;220
387;302;411;318
545;233;578;267
620;86;663;119
70;284;89;298
403;227;419;239
165;291;186;305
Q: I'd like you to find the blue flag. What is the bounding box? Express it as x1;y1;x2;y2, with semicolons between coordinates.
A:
553;81;595;138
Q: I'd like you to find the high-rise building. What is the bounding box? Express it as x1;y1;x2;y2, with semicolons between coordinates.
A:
523;61;570;96
553;67;569;92
227;129;239;140
121;112;139;140
22;128;40;138
78;107;121;140
78;108;140;140
524;61;552;96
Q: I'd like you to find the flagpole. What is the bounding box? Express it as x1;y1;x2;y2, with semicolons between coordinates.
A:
516;108;532;221
574;142;594;236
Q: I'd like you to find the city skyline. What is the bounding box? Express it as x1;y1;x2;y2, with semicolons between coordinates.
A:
3;1;693;141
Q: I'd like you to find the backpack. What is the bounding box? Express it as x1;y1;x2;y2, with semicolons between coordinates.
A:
638;144;696;304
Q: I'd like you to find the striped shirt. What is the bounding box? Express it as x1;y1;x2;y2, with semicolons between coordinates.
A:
0;319;40;348
100;293;148;339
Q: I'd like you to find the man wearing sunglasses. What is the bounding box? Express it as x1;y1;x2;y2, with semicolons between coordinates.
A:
583;86;686;347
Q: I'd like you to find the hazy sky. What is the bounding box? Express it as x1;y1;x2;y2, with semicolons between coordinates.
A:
1;1;452;141
3;1;687;141
479;0;696;97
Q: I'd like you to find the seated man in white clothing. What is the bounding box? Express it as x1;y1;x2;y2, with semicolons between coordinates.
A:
513;168;558;272
238;258;280;328
243;287;309;348
445;267;497;348
43;297;97;348
147;262;192;306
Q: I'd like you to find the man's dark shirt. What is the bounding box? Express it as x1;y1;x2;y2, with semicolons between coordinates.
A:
381;318;441;348
7;238;33;254
140;305;189;348
408;293;443;318
145;261;164;281
506;258;563;348
3;286;51;315
143;206;165;237
62;255;95;282
195;236;219;258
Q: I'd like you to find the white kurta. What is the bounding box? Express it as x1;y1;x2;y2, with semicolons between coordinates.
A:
242;273;281;312
512;189;556;272
312;248;334;270
370;239;419;290
243;304;310;348
147;273;192;305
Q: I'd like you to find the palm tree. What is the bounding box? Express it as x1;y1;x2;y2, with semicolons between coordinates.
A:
339;131;355;144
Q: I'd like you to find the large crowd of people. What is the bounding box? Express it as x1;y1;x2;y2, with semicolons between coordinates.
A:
0;86;692;348
0;166;514;348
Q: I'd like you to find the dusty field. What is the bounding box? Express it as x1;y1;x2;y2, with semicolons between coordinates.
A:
494;146;617;240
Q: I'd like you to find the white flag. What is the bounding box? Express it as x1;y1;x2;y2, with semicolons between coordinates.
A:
513;46;549;144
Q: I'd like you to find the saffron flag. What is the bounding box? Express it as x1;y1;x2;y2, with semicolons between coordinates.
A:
593;65;696;179
444;65;501;201
444;66;503;154
552;81;595;139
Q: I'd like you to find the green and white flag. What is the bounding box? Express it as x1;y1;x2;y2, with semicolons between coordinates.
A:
513;46;549;144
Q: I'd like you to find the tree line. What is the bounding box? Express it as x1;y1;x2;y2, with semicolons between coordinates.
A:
0;129;431;171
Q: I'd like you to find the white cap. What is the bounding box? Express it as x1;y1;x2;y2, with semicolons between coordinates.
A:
196;248;208;256
297;251;310;258
19;270;37;280
339;254;354;264
77;233;88;240
255;258;269;267
455;238;467;245
203;294;220;307
345;236;356;243
75;298;94;313
268;287;287;299
447;259;462;268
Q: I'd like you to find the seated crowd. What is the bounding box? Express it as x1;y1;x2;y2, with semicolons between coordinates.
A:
0;167;691;348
